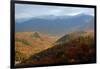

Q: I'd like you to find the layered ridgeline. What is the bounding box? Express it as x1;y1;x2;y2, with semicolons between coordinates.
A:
15;13;95;67
15;31;95;67
15;14;94;36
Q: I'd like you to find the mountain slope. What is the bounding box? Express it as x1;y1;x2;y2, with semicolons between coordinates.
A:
15;32;59;64
15;31;96;67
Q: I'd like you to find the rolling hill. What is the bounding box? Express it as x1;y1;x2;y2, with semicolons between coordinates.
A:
15;32;59;64
15;31;96;67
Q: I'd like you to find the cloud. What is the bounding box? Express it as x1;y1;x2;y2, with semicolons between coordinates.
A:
15;4;94;20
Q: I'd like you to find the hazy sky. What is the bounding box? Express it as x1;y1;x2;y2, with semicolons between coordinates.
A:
15;4;94;20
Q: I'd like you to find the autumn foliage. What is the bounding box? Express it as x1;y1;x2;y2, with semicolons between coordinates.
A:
15;31;96;67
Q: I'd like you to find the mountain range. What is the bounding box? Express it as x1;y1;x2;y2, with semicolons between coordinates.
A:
15;14;94;36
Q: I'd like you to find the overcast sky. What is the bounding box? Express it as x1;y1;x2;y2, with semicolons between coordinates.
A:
15;4;94;20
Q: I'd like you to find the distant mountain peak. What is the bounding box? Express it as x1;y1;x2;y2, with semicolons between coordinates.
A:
76;13;93;17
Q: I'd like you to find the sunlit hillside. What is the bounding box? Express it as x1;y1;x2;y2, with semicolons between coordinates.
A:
15;31;96;67
15;32;59;64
